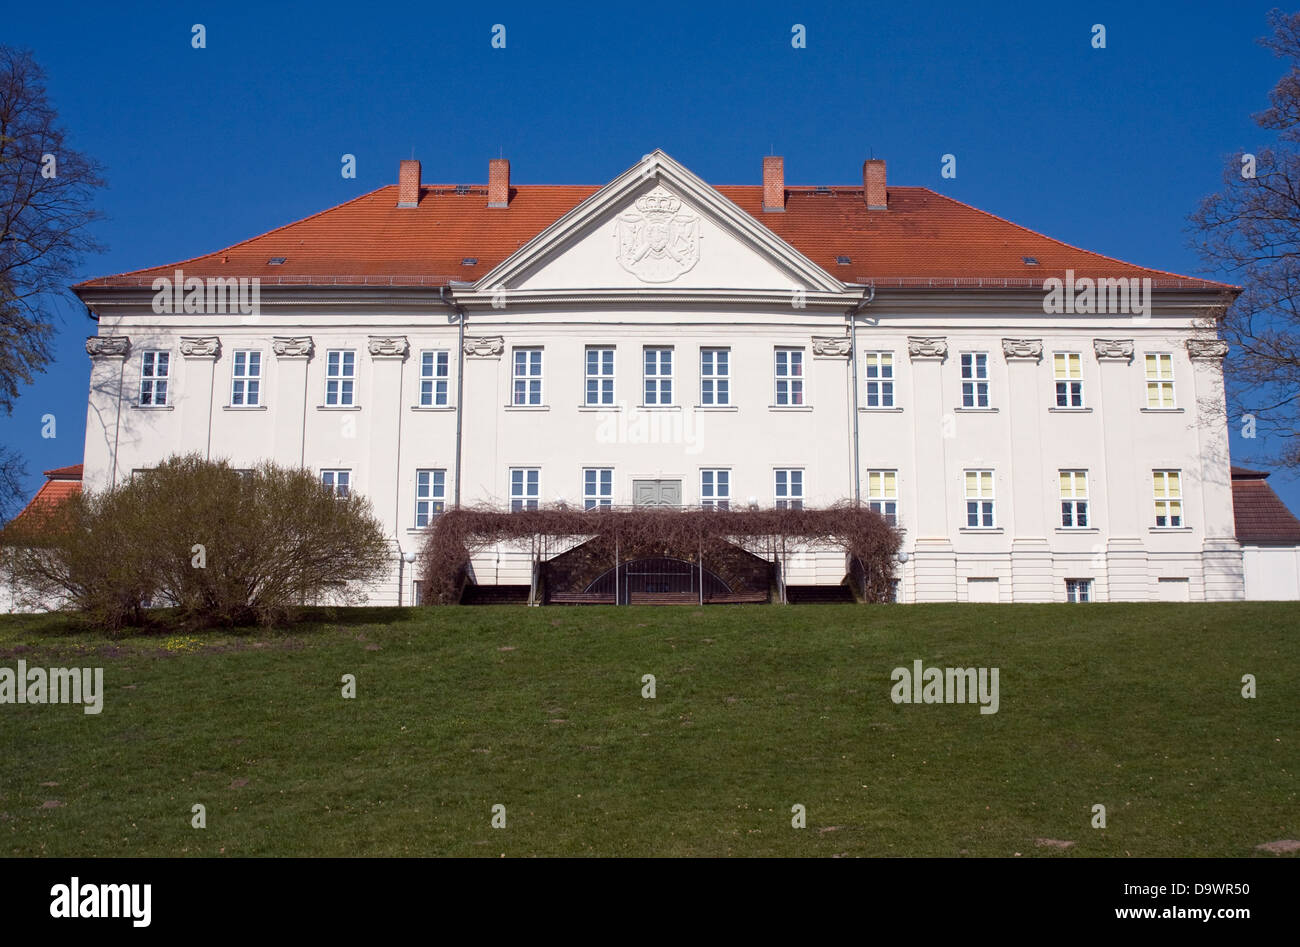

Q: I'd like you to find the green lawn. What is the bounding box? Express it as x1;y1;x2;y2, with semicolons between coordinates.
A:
0;603;1296;857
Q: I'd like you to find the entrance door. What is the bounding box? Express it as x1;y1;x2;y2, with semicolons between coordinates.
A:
633;479;682;507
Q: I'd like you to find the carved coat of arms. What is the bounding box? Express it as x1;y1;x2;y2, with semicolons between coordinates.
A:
615;187;700;283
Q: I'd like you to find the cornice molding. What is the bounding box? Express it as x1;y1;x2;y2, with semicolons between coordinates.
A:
272;336;314;358
179;336;221;358
811;335;852;358
368;335;410;358
1001;338;1043;361
463;335;505;358
86;336;130;358
1093;338;1135;362
1186;338;1230;360
907;336;948;361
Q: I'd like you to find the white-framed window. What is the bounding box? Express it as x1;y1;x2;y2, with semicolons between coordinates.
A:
322;469;351;497
775;469;804;509
415;469;446;526
1065;578;1092;603
700;348;730;405
1145;353;1175;408
1153;470;1182;527
510;467;540;511
774;348;805;405
325;349;356;406
139;350;170;405
644;347;673;405
231;350;261;406
863;351;894;407
701;469;730;510
1053;352;1083;408
420;350;450;406
512;348;543;406
867;469;898;526
1059;470;1089;528
964;469;995;527
960;352;989;408
585;347;615;406
583;468;613;510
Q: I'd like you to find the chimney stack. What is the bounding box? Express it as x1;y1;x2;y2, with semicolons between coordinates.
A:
398;159;421;208
863;159;887;210
488;158;511;208
762;155;785;212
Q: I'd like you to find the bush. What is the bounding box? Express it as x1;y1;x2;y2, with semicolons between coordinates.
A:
2;455;392;631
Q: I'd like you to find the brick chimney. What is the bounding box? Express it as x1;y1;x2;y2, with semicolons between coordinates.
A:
763;156;785;212
398;159;421;208
863;159;887;210
488;158;510;208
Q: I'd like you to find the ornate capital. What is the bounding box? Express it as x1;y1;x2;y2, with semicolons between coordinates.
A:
272;336;314;358
368;335;410;358
463;335;505;358
1001;338;1043;361
179;336;221;358
907;336;948;361
1093;338;1134;362
811;335;851;358
86;335;130;359
1186;338;1229;360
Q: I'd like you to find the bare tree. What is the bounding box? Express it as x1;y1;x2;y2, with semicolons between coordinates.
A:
1190;10;1300;468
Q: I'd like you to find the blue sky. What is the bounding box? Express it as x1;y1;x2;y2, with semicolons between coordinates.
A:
3;0;1296;509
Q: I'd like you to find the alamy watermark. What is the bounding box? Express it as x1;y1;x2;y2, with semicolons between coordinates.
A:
0;660;104;714
152;268;261;317
1042;269;1151;321
890;659;999;714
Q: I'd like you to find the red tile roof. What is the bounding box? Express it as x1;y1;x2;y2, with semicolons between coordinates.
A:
74;184;1231;292
7;464;82;530
1231;468;1300;545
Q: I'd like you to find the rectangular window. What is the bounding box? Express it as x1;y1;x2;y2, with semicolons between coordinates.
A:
1059;470;1089;528
867;470;899;526
420;350;450;406
325;349;356;406
700;348;730;405
775;469;804;509
1145;353;1175;409
512;348;543;406
1053;352;1083;408
863;351;894;408
585;347;615;406
510;467;540;511
960;352;989;408
644;347;673;405
774;348;805;405
322;469;351;497
701;469;731;510
231;350;261;406
415;469;446;526
139;350;170;406
964;469;995;528
583;468;613;510
1065;578;1092;603
1153;470;1182;527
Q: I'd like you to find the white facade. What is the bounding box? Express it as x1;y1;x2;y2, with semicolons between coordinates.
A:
75;151;1245;605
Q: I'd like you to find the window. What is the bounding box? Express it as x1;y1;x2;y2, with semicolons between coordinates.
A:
775;469;804;509
1065;579;1092;603
1153;470;1182;527
1053;352;1083;408
1145;353;1175;408
960;352;989;408
322;469;351;497
774;348;804;405
510;468;540;511
415;469;446;526
863;352;894;408
325;350;356;406
700;348;730;405
867;470;898;526
585;347;615;406
512;348;543;406
701;469;730;510
1059;470;1089;528
230;350;261;406
643;347;673;405
139;350;170;405
583;468;613;510
964;470;995;527
420;350;450;406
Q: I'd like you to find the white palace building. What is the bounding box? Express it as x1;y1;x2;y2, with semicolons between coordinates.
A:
69;150;1250;605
